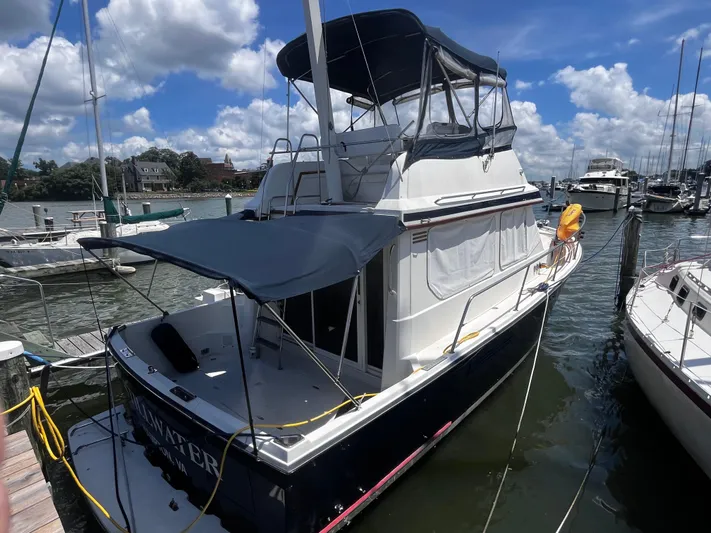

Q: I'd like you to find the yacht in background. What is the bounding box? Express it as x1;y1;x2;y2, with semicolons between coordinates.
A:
68;7;584;532
643;183;689;214
565;157;628;211
625;236;711;478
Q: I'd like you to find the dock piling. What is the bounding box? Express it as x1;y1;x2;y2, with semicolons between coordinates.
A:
616;207;642;309
32;205;42;228
43;217;53;232
225;194;233;216
626;186;632;209
613;187;620;213
548;176;556;211
142;202;151;214
693;172;704;211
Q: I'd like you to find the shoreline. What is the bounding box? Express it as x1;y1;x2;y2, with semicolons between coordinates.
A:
124;191;256;200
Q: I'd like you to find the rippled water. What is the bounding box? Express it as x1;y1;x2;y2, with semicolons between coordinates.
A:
2;198;711;532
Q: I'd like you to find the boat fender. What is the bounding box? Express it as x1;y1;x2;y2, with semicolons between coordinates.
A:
556;204;582;241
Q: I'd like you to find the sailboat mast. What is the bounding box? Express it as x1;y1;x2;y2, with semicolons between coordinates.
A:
81;0;109;198
666;39;685;185
680;47;702;182
301;0;343;202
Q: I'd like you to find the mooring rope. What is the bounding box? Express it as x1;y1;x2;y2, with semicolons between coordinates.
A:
482;290;550;533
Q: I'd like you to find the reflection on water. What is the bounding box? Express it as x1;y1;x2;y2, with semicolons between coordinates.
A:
2;199;711;532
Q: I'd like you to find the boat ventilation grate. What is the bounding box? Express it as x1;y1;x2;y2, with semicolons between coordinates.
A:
412;230;428;244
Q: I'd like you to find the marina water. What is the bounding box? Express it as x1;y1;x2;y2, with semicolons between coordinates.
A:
2;198;709;532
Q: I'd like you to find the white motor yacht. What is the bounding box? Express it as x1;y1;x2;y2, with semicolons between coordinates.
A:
566;157;628;211
67;7;584;532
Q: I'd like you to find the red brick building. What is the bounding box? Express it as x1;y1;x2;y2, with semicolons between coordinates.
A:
199;153;235;183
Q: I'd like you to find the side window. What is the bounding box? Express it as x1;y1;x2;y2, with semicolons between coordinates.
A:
669;275;679;292
427;215;496;299
677;285;689;306
694;302;707;321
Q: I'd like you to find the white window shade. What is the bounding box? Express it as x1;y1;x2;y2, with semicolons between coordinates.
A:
500;208;537;269
427;215;496;299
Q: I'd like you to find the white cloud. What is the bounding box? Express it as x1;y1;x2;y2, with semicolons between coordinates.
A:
122;107;153;132
668;23;711;51
628;38;640;46
514;80;533;91
0;0;51;40
633;4;687;26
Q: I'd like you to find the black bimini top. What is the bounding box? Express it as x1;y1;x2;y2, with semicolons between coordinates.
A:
276;8;505;103
78;214;404;304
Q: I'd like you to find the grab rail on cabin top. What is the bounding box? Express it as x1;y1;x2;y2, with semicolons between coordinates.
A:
449;213;586;354
0;274;54;345
284;134;322;215
434;185;528;206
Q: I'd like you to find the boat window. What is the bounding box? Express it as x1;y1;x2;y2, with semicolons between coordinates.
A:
677;285;689;306
284;279;358;362
669;275;679;292
694;302;707;321
427;214;496;299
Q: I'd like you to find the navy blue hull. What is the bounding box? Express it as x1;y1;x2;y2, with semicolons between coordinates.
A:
116;290;556;533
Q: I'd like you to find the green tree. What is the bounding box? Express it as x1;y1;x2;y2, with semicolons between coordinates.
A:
178;151;207;187
33;158;58;176
0;157;8;180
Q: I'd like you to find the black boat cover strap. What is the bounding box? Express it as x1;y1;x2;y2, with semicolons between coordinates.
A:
151;323;199;373
78;213;404;304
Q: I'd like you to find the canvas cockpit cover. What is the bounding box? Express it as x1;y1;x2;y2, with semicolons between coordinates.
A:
276;9;505;103
78;214;404;303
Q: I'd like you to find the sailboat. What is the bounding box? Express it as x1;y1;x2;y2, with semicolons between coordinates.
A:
625;234;711;478
644;39;691;214
0;0;185;269
67;6;584;532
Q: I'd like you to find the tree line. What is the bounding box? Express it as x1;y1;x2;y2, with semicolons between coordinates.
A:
1;148;256;202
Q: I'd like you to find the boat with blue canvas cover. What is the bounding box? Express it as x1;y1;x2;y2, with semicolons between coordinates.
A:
67;6;584;532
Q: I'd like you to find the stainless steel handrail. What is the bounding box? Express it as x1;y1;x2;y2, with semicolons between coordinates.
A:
449;213;586;354
257;138;293;220
0;274;55;345
435;185;528;205
284;134;321;215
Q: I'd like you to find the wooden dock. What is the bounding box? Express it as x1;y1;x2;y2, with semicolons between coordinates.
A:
27;329;107;376
1;430;64;533
0;258;118;280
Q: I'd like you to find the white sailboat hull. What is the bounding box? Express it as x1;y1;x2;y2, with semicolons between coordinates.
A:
0;222;168;267
625;328;711;477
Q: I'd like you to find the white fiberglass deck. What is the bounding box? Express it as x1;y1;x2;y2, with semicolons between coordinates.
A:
629;269;711;394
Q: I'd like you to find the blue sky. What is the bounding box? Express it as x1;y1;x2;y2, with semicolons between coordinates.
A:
1;0;710;179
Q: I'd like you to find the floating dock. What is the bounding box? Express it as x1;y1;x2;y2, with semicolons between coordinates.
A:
28;329;107;375
1;430;64;533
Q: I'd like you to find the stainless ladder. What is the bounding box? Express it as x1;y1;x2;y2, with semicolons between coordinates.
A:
251;301;288;369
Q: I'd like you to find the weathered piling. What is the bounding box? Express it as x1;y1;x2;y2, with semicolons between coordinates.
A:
693;173;704;210
616;207;642;308
142;201;151;214
32;205;42;228
548;176;556;211
642;178;649;195
626;186;632;209
613;187;620;213
225;194;233;216
0;341;40;459
99;221;117;259
43;217;53;232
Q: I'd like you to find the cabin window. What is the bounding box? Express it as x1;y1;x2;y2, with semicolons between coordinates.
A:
677;285;689;306
500;208;533;268
669;275;679;292
694;302;707;321
427;214;496;299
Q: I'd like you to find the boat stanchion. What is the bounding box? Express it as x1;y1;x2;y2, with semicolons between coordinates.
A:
616;208;642;309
